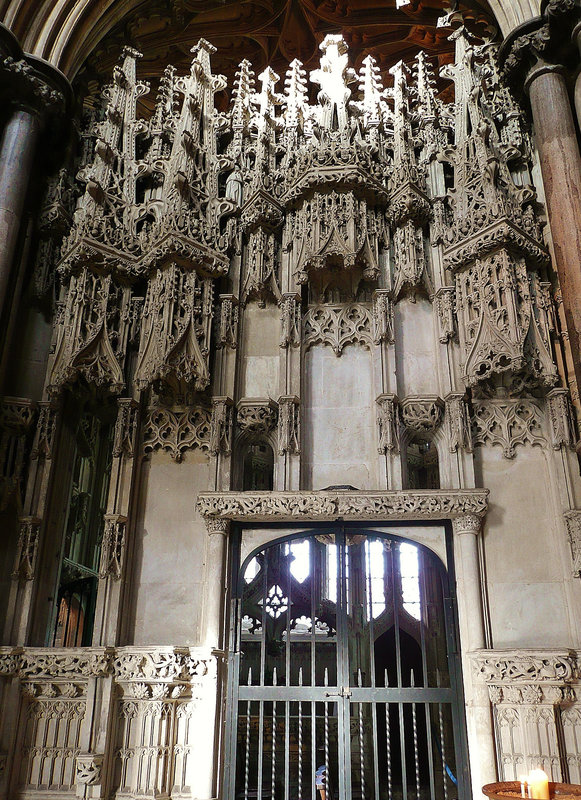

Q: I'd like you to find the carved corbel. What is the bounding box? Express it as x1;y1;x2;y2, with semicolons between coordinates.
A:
376;394;400;454
236;398;278;435
445;393;473;453
277;396;300;455
400;396;444;437
210;397;234;456
279;293;301;348
75;753;104;786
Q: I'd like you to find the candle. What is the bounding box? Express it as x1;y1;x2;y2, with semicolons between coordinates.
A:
519;775;528;798
528;769;550;800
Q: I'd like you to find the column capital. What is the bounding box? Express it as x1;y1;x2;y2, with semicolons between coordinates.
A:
0;24;72;122
499;4;581;97
205;518;231;536
453;513;482;535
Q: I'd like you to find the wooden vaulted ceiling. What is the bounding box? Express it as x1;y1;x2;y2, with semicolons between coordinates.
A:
78;0;495;109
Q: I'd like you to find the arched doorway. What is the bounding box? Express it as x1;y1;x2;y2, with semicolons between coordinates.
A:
225;526;469;800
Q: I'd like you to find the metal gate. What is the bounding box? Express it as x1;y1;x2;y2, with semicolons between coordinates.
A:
226;526;469;800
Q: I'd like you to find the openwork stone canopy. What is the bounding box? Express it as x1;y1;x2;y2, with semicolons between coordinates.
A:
196;489;489;523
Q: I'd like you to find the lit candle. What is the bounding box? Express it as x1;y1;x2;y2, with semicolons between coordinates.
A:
528;769;550;800
519;775;528;798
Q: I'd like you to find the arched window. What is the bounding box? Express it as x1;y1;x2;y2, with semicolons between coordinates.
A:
406;439;440;489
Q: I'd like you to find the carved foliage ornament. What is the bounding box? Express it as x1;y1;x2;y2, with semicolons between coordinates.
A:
196;489;489;522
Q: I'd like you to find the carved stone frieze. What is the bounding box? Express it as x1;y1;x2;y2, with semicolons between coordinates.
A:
376;394;400;454
142;406;211;461
18;649;113;680
472;650;578;686
564;511;581;578
304;304;373;355
196;488;489;522
471;399;546;458
236;398;278;435
277;396;300;455
400;396;444;437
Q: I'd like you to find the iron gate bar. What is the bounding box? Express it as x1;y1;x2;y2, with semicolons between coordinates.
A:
238;687;455;701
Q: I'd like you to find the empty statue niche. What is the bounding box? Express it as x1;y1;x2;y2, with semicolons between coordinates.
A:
240;439;275;491
406;439;440;490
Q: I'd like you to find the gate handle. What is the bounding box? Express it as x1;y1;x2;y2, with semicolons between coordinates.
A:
325;687;351;698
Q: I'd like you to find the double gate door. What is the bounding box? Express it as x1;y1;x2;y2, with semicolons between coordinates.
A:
226;526;469;800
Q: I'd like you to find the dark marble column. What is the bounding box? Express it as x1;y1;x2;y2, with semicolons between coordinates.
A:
526;63;581;408
0;106;41;319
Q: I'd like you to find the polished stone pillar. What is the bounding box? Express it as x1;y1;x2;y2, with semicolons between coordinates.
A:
526;63;581;408
204;517;229;649
0;106;41;321
453;514;496;797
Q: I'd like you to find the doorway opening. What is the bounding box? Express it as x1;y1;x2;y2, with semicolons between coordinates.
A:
226;525;469;800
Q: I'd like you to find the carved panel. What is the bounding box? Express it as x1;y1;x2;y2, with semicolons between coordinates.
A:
547;388;577;449
210;397;234;456
372;290;395;345
113;398;139;458
135;263;214;398
142;406;211;462
303;304;373;355
471;400;546;458
564;511;581;578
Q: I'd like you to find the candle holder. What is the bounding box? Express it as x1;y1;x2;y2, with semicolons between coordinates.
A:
483;782;581;800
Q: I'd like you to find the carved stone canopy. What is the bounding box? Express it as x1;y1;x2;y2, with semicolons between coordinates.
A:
196;488;489;524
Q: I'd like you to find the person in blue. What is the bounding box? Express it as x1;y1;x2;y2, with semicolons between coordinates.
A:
315;760;328;800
